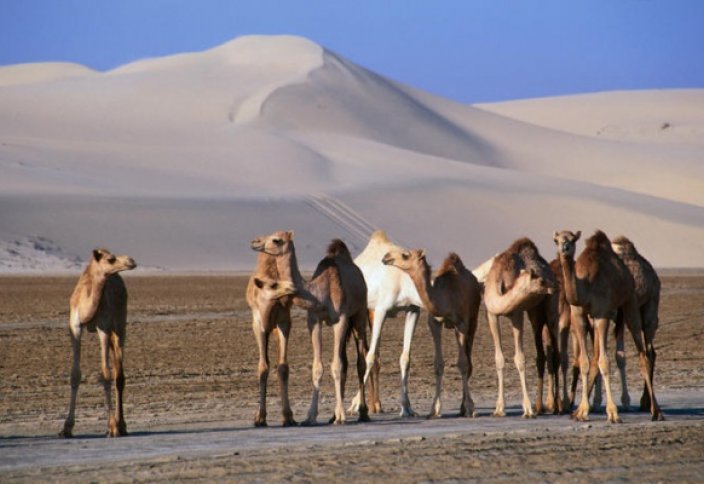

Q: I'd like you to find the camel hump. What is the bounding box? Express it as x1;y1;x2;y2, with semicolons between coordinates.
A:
370;230;390;243
507;237;539;255
438;252;465;275
611;235;637;256
326;239;353;262
586;230;612;251
313;255;338;278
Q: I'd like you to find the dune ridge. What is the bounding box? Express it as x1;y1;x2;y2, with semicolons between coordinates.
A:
1;35;703;271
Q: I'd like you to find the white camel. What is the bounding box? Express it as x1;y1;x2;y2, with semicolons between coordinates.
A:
349;230;495;417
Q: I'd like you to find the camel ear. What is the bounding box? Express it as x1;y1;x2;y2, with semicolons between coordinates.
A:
574;231;582;241
286;231;294;241
417;249;426;259
93;249;103;262
254;277;264;289
552;231;559;244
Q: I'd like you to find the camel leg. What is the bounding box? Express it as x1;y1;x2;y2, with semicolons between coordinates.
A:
275;320;296;427
60;325;82;438
456;324;475;418
304;315;323;426
640;300;659;411
462;314;478;416
558;309;571;412
510;312;535;418
594;317;620;423
351;314;370;422
427;316;444;418
587;320;603;411
543;321;561;414
624;300;663;421
527;308;546;415
348;309;380;415
110;332;128;436
569;326;580;409
253;319;270;427
97;329;118;437
399;309;420;417
614;313;631;411
487;311;506;417
571;306;591;421
330;316;348;425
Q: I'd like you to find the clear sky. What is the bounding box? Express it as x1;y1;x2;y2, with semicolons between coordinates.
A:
1;0;702;103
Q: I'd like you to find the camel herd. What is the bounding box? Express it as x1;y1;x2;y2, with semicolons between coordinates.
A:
59;229;663;438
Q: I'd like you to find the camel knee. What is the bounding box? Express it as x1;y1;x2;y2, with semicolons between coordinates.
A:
258;362;269;381
277;363;290;381
494;353;505;371
399;351;411;372
615;350;626;371
70;367;82;389
514;352;526;373
312;361;324;385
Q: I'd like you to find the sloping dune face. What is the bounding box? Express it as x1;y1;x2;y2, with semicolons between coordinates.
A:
0;35;703;271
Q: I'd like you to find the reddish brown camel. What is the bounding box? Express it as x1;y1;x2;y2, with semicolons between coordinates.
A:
483;238;559;418
553;229;663;422
382;248;481;418
60;248;136;438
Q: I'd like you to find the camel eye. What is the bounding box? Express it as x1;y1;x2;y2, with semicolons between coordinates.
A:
273;239;284;246
402;252;410;260
107;256;116;264
271;282;278;290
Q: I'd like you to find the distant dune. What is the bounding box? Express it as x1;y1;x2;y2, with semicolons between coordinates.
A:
1;35;703;271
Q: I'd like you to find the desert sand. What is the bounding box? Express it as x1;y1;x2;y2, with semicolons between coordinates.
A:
1;35;703;271
1;273;703;481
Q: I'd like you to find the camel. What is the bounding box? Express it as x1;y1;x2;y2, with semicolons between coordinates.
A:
553;229;663;422
250;231;370;425
549;257;582;409
247;230;307;427
610;236;661;411
483;238;558;418
381;248;481;418
302;239;370;425
60;248;136;438
349;230;425;417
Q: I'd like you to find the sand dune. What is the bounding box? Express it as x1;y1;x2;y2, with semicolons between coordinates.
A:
1;35;703;271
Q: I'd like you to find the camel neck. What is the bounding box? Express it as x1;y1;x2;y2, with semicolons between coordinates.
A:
276;243;305;287
559;252;583;306
409;262;438;315
74;267;108;323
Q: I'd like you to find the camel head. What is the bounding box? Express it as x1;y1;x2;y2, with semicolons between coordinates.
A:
515;269;555;296
253;277;297;300
553;230;581;258
89;248;137;276
250;230;295;256
382;247;427;273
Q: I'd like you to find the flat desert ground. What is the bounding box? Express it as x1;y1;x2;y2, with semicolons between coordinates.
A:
1;273;703;481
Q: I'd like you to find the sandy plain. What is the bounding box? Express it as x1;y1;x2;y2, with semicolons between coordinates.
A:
1;272;703;482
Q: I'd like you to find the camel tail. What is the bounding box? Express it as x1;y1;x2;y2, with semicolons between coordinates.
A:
472;255;496;284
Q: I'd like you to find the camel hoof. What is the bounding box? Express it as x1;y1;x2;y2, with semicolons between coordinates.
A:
58;429;73;439
523;412;537;419
426;412;440;420
492;411;506;418
301;418;317;427
652;411;666;422
370;402;383;414
282;418;298;427
254;420;268;428
357;409;371;423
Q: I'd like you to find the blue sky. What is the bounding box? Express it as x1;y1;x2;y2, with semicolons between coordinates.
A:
1;0;702;103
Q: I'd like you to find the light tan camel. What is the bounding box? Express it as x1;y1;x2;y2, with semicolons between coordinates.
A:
250;232;369;425
553;229;663;422
382;248;481;418
60;248;136;438
247;230;305;427
610;235;661;411
483;238;558;418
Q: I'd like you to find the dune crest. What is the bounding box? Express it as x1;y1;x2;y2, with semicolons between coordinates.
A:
1;35;703;271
